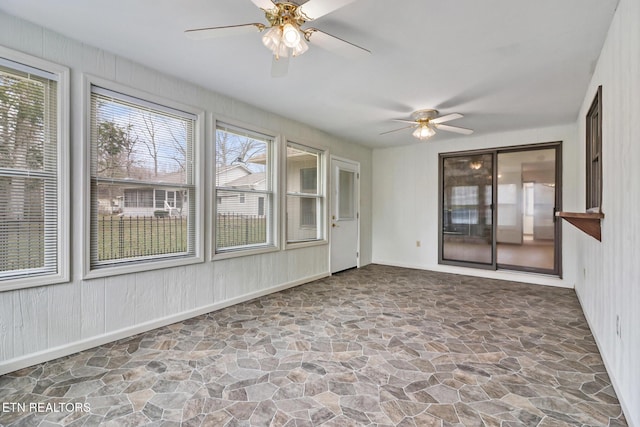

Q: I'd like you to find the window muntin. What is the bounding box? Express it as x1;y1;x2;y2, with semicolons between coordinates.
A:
0;55;67;287
215;123;274;253
586;85;602;211
89;86;197;268
286;143;324;243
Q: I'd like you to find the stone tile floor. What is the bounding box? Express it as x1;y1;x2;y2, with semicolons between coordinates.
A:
0;265;628;426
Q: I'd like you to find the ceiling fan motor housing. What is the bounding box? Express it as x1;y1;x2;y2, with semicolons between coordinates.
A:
264;2;308;28
411;109;439;123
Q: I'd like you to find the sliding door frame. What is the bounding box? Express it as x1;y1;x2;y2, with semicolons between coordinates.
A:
438;141;563;277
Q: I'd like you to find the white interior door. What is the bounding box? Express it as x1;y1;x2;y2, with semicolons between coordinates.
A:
330;158;359;273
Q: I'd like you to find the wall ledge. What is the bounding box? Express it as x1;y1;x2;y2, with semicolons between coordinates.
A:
556;211;604;241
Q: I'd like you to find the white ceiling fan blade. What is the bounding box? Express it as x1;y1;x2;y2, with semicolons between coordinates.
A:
251;0;276;11
305;28;370;58
391;119;418;124
435;124;474;135
380;125;416;136
271;54;290;78
431;113;463;124
299;0;358;20
185;24;264;40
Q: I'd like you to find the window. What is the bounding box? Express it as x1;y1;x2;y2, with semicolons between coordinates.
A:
286;142;324;243
300;168;317;227
89;85;199;272
300;198;316;227
155;189;166;209
215;123;274;254
586;85;602;211
338;169;356;220
258;197;264;216
0;52;69;289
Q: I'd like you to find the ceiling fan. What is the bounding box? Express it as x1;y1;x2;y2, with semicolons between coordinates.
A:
381;109;474;141
185;0;370;77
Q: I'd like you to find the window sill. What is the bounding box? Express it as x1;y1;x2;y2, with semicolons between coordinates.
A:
285;239;329;251
0;271;70;292
556;211;604;241
213;245;279;261
84;255;204;280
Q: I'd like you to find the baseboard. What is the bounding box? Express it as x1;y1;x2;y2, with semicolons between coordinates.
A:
0;272;330;376
372;258;573;289
574;290;636;427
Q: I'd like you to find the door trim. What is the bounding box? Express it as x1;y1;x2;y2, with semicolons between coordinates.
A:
330;155;360;274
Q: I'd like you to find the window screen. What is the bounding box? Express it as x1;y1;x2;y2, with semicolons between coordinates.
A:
0;59;61;283
286;143;324;242
90;86;197;268
215;123;274;253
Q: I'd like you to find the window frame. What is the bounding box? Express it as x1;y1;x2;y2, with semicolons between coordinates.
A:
586;85;602;212
82;75;205;279
212;118;279;260
284;140;327;248
0;47;70;291
438;142;563;277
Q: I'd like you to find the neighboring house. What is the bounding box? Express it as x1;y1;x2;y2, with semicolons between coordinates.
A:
216;164;266;217
121;187;186;217
98;170;188;217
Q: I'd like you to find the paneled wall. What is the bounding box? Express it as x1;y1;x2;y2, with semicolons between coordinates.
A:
575;0;640;425
0;11;372;374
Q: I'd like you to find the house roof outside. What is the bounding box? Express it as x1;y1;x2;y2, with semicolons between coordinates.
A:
223;172;266;189
249;148;316;165
216;164;251;176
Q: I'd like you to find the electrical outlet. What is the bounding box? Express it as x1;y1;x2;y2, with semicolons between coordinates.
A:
416;240;421;247
616;315;621;337
583;268;586;279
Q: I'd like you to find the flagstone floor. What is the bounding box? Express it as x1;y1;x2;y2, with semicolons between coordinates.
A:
0;265;627;426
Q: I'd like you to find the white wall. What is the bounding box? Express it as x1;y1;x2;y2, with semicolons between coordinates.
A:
574;0;640;424
0;11;372;374
372;124;580;288
372;1;640;422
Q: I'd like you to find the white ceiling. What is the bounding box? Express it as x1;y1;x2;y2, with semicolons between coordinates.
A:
0;0;618;148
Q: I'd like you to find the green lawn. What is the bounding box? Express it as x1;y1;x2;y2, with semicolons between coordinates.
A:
97;215;188;261
216;215;267;249
0;221;45;271
96;214;267;261
1;215;268;270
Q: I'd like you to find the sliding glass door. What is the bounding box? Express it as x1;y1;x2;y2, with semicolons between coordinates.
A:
439;143;561;275
440;153;494;266
496;148;558;272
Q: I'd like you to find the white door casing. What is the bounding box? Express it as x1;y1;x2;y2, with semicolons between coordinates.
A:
330;157;360;273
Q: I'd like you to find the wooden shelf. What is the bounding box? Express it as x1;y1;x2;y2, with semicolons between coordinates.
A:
556;211;604;241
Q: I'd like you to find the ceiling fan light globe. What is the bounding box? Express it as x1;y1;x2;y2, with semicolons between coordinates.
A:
275;42;289;59
262;26;282;51
413;125;435;140
282;23;301;48
292;37;308;56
